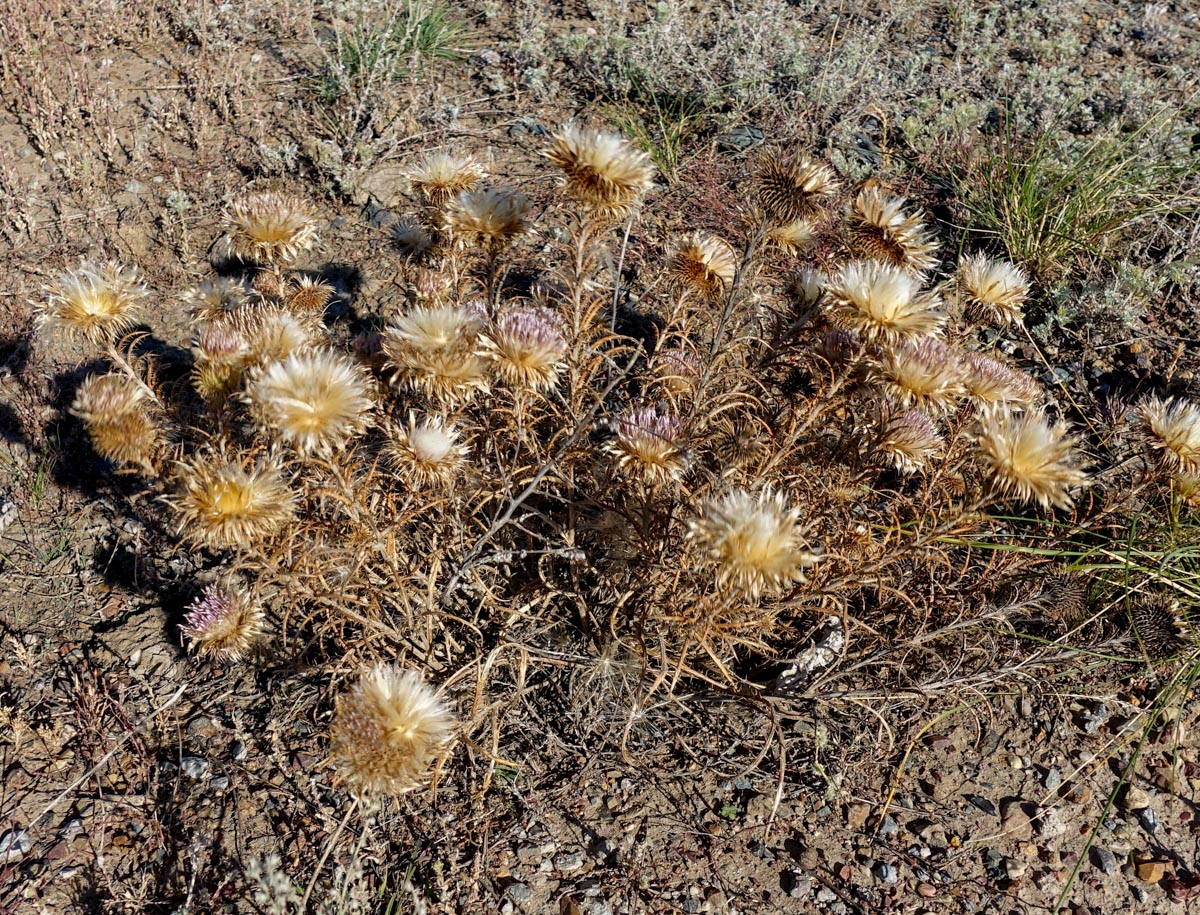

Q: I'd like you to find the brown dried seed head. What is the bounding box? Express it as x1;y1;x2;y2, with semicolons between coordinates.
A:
327;665;457;797
974;408;1088;510
224;192;319;266
71;373;160;470
824;259;945;344
666;233;737;301
848;186;940;275
168;452;296;551
688;488;823;597
753;153;839;224
1131;594;1192;660
544;125;656;220
285;276;335;315
42;261;148;345
405;152;487;209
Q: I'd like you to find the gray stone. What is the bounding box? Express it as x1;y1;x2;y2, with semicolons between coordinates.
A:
506;883;533;902
0;829;31;862
1136;807;1160;835
555;850;584;872
1043;768;1062;791
874;862;899;883
1091;846;1117;875
180;757;210;780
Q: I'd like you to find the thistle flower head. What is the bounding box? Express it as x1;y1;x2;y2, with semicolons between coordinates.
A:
875;338;966;413
652;348;703;399
405;152;487;209
959;254;1029;325
41;261;147;345
767;217;817;255
180;582;264;661
285;275;335;315
824;259;945;343
185;277;248;323
872;405;942;473
235;306;320;365
1138;396;1200;475
246;349;374;456
327;665;457;797
70;373;160;470
606;406;687;486
849;186;940;274
689;488;823;597
482;305;567;391
168;452;296;550
191;323;252;404
963;352;1042;407
974;408;1088;510
382;304;490;403
444;187;530;252
544;125;656;220
385;414;469;486
752;152;839;224
224;192;319;266
666;233;737;300
788;268;826;309
393;221;435;259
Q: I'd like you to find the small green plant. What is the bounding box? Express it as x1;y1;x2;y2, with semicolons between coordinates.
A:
602;85;712;184
958;108;1195;279
315;1;471;106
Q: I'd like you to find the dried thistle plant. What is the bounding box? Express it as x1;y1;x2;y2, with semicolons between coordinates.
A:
1138;396;1200;475
224;192;319;266
326;665;457;797
689;488;823;598
974;408;1089;509
167;451;296;551
544;124;656;220
180;582;264;661
41;261;147;345
824;259;945;343
848;185;940;274
753;152;839;224
959;253;1030;325
70;372;161;472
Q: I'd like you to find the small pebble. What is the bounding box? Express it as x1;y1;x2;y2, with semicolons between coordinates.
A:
1136;808;1160;835
1043;768;1062;791
230;741;248;761
506;883;533;902
0;829;31;862
966;795;997;817
877;815;899;837
1091;846;1117;875
180;757;210;780
874;862;898;884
